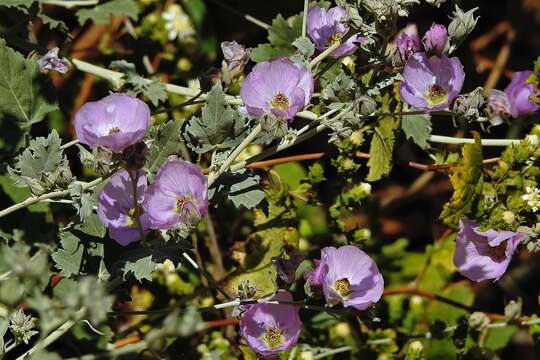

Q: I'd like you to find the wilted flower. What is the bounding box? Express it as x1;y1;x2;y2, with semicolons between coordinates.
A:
162;4;195;41
143;158;208;230
448;6;479;46
395;32;422;62
221;41;250;72
504;70;540;118
400;52;465;111
318;245;384;310
454;219;524;282
453;87;486;122
522;186;540;212
272;250;304;284
422;23;448;57
485;89;511;126
240;57;314;120
75;93;150;153
239;291;301;358
38;47;70;74
306;6;363;58
97;170;149;246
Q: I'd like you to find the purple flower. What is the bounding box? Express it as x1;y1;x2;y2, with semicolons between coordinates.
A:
422;23;448;57
304;259;327;288
38;47;70;74
272;250;304;284
318;245;384;310
400;52;465;111
486;89;511;126
307;6;363;58
454;219;524;282
504;70;540;118
143;158;208;230
396;32;422;62
240;57;314;120
221;41;250;71
97;170;149;246
75;93;150;153
239;291;301;358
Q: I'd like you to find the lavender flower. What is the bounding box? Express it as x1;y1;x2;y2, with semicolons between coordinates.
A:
318;245;384;310
422;23;448;57
304;259;327;288
454;219;524;282
396;32;422;62
240;57;314;120
143;158;208;230
485;89;511;126
272;250;304;284
400;52;465;111
239;291;301;358
504;70;540;118
306;6;363;58
97;170;149;246
75;93;150;153
38;47;70;74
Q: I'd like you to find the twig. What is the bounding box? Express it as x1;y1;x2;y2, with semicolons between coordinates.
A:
207;0;270;30
302;0;309;38
383;288;474;313
127;170;145;243
181;252;231;300
429;135;521;146
313;346;353;359
42;0;98;8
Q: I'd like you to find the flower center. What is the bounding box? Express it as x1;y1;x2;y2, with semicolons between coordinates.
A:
270;93;290;112
261;326;285;349
176;196;188;214
334;278;352;298
424;84;449;107
108;126;121;135
328;32;343;45
127;206;144;227
487;241;507;262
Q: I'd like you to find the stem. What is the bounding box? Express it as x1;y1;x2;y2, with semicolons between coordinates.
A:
310;41;342;69
302;0;309;38
17;309;86;360
207;124;263;187
181;252;231;300
313;346;353;359
383;288;474;313
72;59;125;89
0;177;104;219
429;135;521;146
42;0;98;8
60;139;79;150
127;170;145;243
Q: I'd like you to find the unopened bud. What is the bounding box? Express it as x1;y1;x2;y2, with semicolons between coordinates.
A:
502;211;515;225
468;312;490;330
237;279;257;299
448;6;479;47
354;95;377;116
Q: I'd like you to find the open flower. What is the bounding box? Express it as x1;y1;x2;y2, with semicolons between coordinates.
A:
400;52;465;111
318;245;384;310
75;93;150;153
307;6;363;58
143;158;208;230
454;219;524;282
162;4;195;41
239;291;301;358
504;70;540;118
422;23;448;57
240;57;314;120
97;170;149;246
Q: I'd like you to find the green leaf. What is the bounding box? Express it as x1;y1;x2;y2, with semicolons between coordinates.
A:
8;130;73;195
183;83;248;154
292;37;315;58
122;255;156;282
210;170;265;209
401;114;432;149
484;326;517;351
76;0;139;25
428;283;474;324
250;14;302;62
0;39;57;128
146;120;184;181
110;60;167;106
51;214;106;278
439;133;484;228
367;116;398;181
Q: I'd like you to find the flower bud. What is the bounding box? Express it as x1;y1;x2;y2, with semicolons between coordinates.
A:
485;89;511;126
468;312;490;330
405;340;425;359
354;95;377;116
221;41;250;71
448;6;479;47
237;279;257;299
423;23;448;57
453;87;485;122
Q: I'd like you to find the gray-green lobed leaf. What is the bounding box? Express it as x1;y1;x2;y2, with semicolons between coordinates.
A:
76;0;139;25
401;114;432;149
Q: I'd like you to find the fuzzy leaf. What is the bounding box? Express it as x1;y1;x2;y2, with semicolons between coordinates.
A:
367;116;398;181
439;133;484;228
183;84;248;154
146;120;184;181
210;170;265;209
292;36;315;57
76;0;139;24
0;39;57;128
110;60;167;106
122;255;156;282
51;214;106;277
401;114;432;149
250;14;302;62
